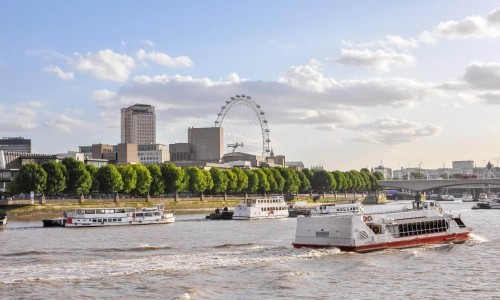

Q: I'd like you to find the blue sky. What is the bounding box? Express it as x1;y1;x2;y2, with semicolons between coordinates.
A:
2;1;500;170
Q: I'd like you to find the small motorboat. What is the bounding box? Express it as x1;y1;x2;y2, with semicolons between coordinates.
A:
42;218;66;227
0;215;7;228
206;207;233;220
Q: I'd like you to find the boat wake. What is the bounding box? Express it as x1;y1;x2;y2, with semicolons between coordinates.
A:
0;245;344;284
212;243;256;249
1;250;49;257
94;245;174;253
469;233;489;243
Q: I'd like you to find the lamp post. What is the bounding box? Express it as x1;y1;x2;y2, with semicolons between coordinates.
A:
418;162;422;178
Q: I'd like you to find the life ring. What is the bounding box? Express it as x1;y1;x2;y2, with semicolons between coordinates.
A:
139;220;142;223
439;207;443;213
127;213;131;217
363;216;372;222
129;221;132;224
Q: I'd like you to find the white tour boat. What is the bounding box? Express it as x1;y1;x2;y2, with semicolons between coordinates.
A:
293;200;472;252
478;193;488;201
310;200;364;215
64;205;175;227
461;193;474;202
232;196;288;220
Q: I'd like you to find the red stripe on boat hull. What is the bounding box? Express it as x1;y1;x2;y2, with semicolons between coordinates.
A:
293;231;471;253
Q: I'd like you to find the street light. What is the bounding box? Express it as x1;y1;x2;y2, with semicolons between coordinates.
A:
418;162;422;178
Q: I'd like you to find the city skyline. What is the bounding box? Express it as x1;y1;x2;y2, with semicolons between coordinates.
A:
2;2;500;170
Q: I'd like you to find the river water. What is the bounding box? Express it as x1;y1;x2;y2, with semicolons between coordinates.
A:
0;201;499;299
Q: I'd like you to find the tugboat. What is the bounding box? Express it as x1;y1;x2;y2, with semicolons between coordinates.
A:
293;199;472;252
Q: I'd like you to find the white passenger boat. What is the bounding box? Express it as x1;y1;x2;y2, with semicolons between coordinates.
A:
478;193;488;201
232;196;288;220
461;193;474;202
64;205;175;227
310;200;363;215
293;200;472;252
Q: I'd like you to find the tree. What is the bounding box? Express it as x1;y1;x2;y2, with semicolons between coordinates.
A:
202;169;214;194
131;164;152;196
61;158;91;195
42;161;66;195
277;167;300;195
244;169;259;194
224;169;238;194
270;168;285;194
253;168;270;195
147;164;164;196
15;163;47;194
373;171;385;180
332;171;346;193
85;164;99;193
297;171;311;194
232;168;248;194
185;167;208;199
161;163;187;200
261;168;277;193
118;165;137;194
302;168;314;184
210;168;228;195
96;165;123;194
311;170;334;194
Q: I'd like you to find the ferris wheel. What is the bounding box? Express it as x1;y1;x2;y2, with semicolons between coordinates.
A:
214;94;271;157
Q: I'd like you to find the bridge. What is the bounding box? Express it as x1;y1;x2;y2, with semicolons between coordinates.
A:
377;179;500;192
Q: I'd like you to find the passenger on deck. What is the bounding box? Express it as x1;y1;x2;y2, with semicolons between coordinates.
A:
223;207;228;212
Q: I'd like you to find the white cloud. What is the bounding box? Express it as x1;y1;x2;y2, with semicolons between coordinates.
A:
347;117;442;145
69;49;135;82
478;92;500;104
44;113;85;133
337;48;415;71
462;62;500;89
42;65;74;80
279;64;337;92
0;101;43;131
141;40;156;48
137;49;193;68
386;35;419;48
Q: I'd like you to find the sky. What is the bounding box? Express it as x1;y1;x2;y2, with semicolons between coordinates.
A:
2;1;500;171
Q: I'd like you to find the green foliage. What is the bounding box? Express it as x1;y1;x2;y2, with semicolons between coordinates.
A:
147;164;164;196
332;171;346;191
96;165;123;194
118;165;137;194
311;170;334;193
202;169;214;193
210;168;228;194
244;169;259;194
15;163;47;194
232;168;248;193
253;168;270;194
61;158;91;195
302;168;314;183
185;167;208;194
131;164;152;196
278;167;300;194
261;168;277;193
161;163;187;194
85;164;99;193
224;169;238;193
373;171;385;180
297;171;311;193
42;161;66;195
270;168;284;193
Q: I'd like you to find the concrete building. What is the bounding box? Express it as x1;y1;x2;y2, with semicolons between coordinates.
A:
188;127;223;162
138;144;169;165
121;104;156;144
57;151;85;162
452;160;474;169
169;143;192;162
0;137;31;153
117;143;139;164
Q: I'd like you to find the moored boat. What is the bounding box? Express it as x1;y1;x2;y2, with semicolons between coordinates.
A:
43;218;66;227
293;200;472;252
310;200;363;215
461;193;474;202
206;207;233;220
0;215;7;228
232;196;288;220
64;204;175;227
472;199;500;210
288;201;311;217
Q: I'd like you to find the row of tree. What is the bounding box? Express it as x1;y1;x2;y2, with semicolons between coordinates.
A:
9;158;384;198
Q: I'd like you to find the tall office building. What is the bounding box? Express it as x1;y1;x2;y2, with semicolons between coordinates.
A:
0;137;31;153
121;104;156;144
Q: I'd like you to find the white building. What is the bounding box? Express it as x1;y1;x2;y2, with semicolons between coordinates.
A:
121;104;156;144
138;144;169;165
